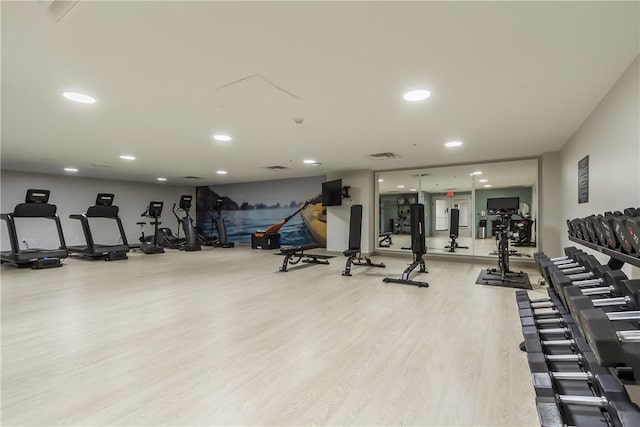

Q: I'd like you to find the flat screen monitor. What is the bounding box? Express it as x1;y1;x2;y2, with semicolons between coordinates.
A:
322;179;342;206
487;197;519;215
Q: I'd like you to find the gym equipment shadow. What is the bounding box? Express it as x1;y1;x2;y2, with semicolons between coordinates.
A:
475;270;532;290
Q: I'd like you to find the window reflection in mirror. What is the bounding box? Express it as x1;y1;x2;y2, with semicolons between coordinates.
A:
376;159;538;258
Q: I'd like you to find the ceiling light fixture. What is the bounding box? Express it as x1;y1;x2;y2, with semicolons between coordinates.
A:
157;177;167;182
216;170;228;175
64;167;78;172
397;185;405;188
378;178;384;182
63;91;96;104
303;159;316;164
120;155;136;160
213;134;232;142
479;179;488;183
410;188;417;192
470;171;482;176
403;89;431;101
484;184;492;188
445;141;463;148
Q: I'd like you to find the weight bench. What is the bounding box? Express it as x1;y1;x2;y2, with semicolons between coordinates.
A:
277;243;334;272
379;232;393;247
343;205;385;276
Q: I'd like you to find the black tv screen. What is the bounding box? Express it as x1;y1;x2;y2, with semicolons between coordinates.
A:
322;179;342;206
487;197;519;214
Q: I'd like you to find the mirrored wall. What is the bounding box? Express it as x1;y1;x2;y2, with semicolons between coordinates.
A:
375;159;539;258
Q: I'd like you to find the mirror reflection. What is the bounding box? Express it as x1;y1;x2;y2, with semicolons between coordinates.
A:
376;159;538;258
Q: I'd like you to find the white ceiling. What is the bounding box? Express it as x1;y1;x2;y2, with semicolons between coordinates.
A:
1;1;638;185
377;159;538;194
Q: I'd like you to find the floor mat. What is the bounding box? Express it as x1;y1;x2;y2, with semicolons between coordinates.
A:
476;269;532;289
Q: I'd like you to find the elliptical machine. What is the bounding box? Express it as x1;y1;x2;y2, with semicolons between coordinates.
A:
198;198;234;248
172;195;201;251
139;201;165;254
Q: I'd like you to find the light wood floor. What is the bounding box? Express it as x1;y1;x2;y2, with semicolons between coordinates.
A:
2;247;541;426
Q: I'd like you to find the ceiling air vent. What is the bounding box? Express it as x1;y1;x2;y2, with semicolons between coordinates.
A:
183;176;203;180
265;165;289;170
367;152;401;160
91;163;112;168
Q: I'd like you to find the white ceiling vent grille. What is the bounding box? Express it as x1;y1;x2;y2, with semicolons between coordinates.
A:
367;152;401;160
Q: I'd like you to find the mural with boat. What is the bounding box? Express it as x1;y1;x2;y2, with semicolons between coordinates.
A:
196;176;326;246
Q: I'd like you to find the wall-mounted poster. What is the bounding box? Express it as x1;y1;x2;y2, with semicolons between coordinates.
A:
196;175;326;246
578;155;589;204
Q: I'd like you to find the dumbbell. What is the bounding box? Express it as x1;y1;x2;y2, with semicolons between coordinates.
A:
612;208;640;255
568;218;584;240
533;246;582;264
554;269;628;309
530;363;630;402
536;395;640;427
544;256;610;297
579;305;640;374
538;254;598;285
565;280;640;334
622;207;640;254
599;211;623;249
520;270;628;329
519;260;608;311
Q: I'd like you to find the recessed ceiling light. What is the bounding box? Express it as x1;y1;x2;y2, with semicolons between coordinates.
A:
63;91;96;104
157;177;167;182
378;178;384;182
216;170;228;175
397;185;405;188
410;188;417;192
445;141;463;148
120;155;136;160
303;159;316;164
213;134;232;142
309;162;322;167
403;89;431;101
64;167;78;172
484;184;492;188
478;179;488;183
470;171;482;176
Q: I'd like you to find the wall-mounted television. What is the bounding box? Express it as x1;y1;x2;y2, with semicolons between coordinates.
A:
322;179;342;206
487;197;519;215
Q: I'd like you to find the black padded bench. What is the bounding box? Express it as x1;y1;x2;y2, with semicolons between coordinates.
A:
276;243;334;272
343;205;385;276
379;232;393;247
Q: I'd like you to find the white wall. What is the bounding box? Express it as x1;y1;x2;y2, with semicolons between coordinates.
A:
539;151;562;256
325;170;375;254
1;170;195;251
560;55;640;276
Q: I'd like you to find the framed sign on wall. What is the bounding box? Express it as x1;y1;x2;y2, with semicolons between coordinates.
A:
578;155;589;204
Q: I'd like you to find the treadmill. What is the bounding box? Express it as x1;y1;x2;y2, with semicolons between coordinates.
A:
1;189;68;269
67;193;130;261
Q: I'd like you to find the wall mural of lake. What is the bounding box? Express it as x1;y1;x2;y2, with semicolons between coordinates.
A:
196;175;326;246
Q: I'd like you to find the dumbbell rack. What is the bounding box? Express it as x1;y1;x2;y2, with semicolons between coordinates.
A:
569;236;640;270
517;243;640;425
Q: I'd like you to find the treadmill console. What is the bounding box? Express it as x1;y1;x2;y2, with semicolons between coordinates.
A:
96;193;114;206
25;189;50;204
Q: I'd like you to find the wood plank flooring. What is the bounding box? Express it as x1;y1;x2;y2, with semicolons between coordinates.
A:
2;247;541;426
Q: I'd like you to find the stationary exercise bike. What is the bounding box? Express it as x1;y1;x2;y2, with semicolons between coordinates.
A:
139;201;165;254
484;211;525;284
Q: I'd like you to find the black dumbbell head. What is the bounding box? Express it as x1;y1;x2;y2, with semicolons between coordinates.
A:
579;308;626;367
